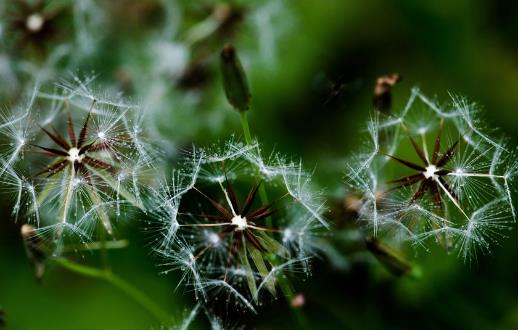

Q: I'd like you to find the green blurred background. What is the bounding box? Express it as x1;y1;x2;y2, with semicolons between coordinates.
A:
1;0;518;329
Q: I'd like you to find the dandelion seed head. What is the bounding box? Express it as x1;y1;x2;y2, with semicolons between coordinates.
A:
346;89;517;260
423;164;438;179
149;138;326;309
0;77;155;249
231;214;248;230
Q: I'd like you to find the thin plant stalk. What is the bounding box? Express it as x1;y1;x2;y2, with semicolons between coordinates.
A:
53;258;173;326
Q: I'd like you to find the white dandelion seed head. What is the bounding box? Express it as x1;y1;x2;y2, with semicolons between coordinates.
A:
346;88;517;261
0;77;156;250
149;138;326;310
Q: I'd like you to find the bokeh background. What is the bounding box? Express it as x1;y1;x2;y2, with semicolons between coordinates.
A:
1;0;518;329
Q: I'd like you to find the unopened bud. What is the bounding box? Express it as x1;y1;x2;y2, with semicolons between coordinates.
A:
220;44;251;112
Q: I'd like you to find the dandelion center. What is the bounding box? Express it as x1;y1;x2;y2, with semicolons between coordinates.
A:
67;147;84;163
423;164;438;179
282;228;293;243
207;232;220;245
26;13;44;32
231;214;248;231
97;131;106;140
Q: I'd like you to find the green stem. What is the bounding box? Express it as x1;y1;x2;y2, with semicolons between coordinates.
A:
239;111;253;145
61;240;129;253
238;111;310;329
53;258;173;326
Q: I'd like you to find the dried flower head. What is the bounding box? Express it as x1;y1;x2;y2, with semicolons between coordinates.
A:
149;139;326;311
346;88;517;260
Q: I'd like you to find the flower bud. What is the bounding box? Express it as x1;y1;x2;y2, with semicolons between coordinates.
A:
220;44;251;112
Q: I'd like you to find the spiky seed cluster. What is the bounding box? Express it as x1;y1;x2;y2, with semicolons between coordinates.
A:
346;88;517;260
149;139;327;312
0;76;155;246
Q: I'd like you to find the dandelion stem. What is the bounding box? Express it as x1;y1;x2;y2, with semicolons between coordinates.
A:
53;258;173;325
239;111;253;146
61;240;129;252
